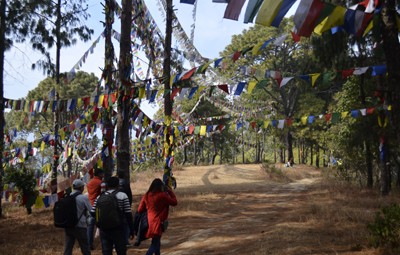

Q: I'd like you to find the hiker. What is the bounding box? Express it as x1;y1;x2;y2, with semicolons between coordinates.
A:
86;168;104;250
138;178;178;255
64;179;92;255
91;176;134;255
117;171;133;246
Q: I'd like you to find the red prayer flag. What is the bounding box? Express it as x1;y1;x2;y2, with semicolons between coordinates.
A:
324;113;332;122
218;84;229;94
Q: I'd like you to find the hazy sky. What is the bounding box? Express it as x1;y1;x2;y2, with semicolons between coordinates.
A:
4;0;298;117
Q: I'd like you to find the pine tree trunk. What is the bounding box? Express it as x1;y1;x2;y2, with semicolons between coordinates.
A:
273;137;277;163
381;0;400;148
211;136;217;165
182;146;187;165
117;0;132;184
193;138;197;165
0;0;6;218
366;141;373;188
286;130;293;163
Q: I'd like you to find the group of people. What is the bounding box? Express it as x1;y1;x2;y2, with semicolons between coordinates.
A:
62;168;178;255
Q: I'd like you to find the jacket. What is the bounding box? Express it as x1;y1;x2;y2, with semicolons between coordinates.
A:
138;189;177;238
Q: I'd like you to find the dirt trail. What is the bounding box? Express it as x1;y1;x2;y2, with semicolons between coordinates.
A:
122;164;328;255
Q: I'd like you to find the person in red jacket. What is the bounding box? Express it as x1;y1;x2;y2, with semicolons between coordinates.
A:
138;178;177;255
86;168;104;250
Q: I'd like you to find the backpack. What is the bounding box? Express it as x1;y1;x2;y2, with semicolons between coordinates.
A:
95;191;122;230
53;192;82;228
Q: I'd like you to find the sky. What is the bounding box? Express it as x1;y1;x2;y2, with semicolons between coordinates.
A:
4;0;299;117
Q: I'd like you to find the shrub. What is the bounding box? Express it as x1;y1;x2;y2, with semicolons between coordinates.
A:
368;203;400;251
261;163;290;183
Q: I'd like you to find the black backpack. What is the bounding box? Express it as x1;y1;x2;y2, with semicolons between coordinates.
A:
95;191;122;230
53;192;82;228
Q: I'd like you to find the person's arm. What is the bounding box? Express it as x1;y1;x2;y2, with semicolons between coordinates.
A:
120;192;135;237
84;196;92;215
90;196;99;217
164;187;177;206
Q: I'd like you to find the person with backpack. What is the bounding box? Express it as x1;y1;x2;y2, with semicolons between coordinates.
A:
62;179;92;255
137;178;177;255
90;176;134;255
86;168;104;250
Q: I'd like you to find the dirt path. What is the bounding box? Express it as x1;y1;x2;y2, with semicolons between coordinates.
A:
122;164;331;255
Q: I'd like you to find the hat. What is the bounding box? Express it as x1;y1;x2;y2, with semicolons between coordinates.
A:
72;179;85;189
94;168;104;176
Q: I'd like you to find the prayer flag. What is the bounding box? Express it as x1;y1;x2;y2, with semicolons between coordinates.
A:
223;0;246;21
180;0;196;4
314;5;346;35
256;0;291;27
293;0;325;37
244;0;264;23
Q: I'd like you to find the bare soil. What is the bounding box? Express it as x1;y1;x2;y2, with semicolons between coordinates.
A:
0;164;398;255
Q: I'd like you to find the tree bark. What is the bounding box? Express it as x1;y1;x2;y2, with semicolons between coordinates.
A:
51;0;62;195
381;0;400;147
163;0;174;187
0;0;6;217
286;130;293;163
117;0;132;185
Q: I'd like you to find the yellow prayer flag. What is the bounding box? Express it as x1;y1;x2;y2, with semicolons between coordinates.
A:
98;95;104;107
170;74;176;86
40;141;45;151
311;73;321;87
60;129;65;141
263;120;270;129
139;88;146;99
252;42;264;56
34;195;45;209
97;158;103;169
200;62;211;73
165;116;172;126
388;105;392;111
314;6;346;35
68;147;72;157
174;127;180;137
77;98;82;108
301;116;308;125
248;81;257;94
341;112;348;118
197;86;206;96
200;125;206;136
143;116;149;127
256;0;283;26
363;20;374;36
24;101;29;112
